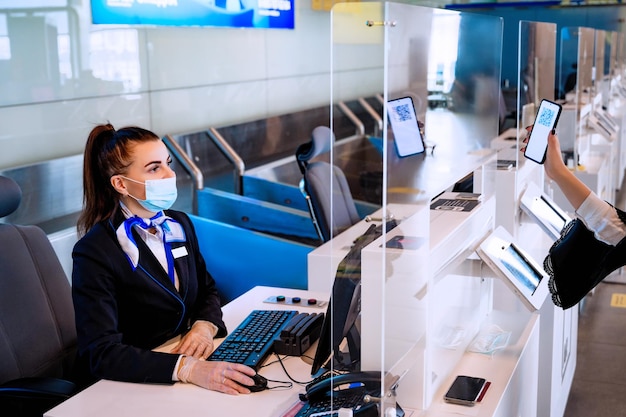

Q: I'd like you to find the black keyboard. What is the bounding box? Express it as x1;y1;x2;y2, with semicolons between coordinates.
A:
208;309;298;370
294;386;378;417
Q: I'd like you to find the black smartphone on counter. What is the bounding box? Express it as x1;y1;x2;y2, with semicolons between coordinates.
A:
443;375;488;406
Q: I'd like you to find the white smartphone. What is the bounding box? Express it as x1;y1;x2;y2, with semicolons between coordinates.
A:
523;99;562;164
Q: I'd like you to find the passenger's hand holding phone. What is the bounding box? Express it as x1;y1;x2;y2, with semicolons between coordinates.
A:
523;99;562;164
522;127;567;182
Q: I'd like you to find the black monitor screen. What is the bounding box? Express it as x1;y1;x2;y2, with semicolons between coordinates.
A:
501;243;543;295
311;219;397;375
524;195;568;240
537;196;567;232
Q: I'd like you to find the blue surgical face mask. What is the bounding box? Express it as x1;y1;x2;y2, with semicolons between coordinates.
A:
122;176;178;212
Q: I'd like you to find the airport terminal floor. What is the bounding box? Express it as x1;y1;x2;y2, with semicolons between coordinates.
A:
563;185;626;417
565;280;626;416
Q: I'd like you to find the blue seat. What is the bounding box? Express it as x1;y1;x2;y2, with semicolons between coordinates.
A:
190;215;312;304
296;126;361;242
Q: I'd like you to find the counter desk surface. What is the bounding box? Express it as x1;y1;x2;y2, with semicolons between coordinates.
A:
45;286;329;417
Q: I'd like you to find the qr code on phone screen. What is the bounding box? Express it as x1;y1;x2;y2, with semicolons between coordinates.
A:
393;104;412;122
537;107;554;127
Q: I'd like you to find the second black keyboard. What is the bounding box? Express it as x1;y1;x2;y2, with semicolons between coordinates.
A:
208;309;298;370
294;386;379;417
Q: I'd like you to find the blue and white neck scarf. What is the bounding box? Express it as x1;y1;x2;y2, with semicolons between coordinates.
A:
115;205;186;284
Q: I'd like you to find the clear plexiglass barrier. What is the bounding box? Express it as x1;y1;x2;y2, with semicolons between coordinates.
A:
558;27;595;163
515;20;557;154
324;2;503;414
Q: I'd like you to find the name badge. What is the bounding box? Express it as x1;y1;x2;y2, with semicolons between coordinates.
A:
171;246;188;259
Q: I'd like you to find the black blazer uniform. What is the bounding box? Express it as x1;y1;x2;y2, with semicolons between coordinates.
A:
72;208;227;384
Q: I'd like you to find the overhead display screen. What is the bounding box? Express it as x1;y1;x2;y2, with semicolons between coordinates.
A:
91;0;295;29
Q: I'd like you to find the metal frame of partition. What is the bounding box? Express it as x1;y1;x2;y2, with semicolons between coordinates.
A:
0;154;83;233
337;100;366;137
359;97;383;135
206;127;246;195
165;97;387;217
163;134;204;215
204;99;369;198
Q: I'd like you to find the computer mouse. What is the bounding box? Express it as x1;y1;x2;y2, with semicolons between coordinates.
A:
237;373;268;392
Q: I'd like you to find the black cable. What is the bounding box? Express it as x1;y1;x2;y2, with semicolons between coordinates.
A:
259;353;352;391
273;353;317;385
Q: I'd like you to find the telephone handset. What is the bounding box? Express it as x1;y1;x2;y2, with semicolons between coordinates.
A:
305;370;381;402
297;371;404;417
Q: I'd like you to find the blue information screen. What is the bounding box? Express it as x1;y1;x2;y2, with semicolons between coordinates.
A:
91;0;295;29
501;244;542;294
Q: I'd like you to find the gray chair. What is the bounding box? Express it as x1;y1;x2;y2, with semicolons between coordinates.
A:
0;176;77;416
296;126;360;242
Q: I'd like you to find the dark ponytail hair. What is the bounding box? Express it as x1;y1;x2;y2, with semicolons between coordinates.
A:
77;123;160;236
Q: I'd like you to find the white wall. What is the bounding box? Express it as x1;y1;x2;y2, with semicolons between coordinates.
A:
0;0;382;170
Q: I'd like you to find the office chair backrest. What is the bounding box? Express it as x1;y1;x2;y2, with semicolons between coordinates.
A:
0;175;76;384
296;126;360;242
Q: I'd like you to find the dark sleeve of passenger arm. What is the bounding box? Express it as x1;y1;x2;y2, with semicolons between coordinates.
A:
72;238;179;384
615;206;626;228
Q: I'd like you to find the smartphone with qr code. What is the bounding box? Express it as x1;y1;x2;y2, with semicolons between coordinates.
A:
387;97;425;157
524;99;562;164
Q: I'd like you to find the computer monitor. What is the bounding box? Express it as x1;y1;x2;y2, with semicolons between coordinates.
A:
476;226;549;311
520;182;571;241
310;220;397;375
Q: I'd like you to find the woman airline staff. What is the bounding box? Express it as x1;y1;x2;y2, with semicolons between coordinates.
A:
72;124;255;393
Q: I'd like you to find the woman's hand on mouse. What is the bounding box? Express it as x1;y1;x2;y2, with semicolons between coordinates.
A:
177;357;257;394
